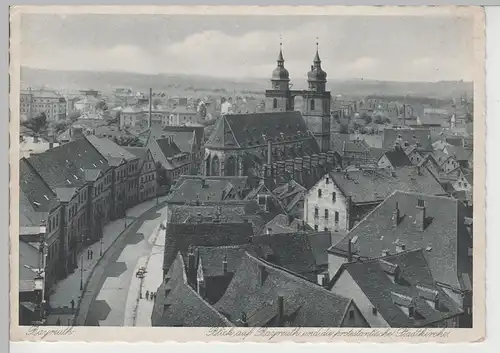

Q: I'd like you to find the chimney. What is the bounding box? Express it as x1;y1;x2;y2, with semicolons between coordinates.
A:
267;140;272;165
49;142;54;149
267;227;272;235
347;239;353;262
187;249;196;287
149;88;152;128
396;243;406;253
197;278;206;298
393;202;400;227
416;199;426;231
201;178;208;188
382;249;390;257
222;255;228;274
277;295;284;326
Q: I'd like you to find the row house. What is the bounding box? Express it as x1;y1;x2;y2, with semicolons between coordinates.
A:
23;137;113;278
304;166;447;232
125;147;158;203
148;136;192;182
86;135;140;219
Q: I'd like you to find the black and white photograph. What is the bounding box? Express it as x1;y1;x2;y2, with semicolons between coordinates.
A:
10;5;484;341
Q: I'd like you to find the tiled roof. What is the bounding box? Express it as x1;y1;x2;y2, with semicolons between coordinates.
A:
383;129;432;151
263;214;296;234
272;180;306;214
370;147;387;161
137;125;204;147
25;138;110;191
167;175;250;204
252;231;334;278
214;253;353;327
206;112;318;150
383;148;412;168
191;244;272;278
149;137;189;170
446;145;473;162
162;131;196;154
163;222;254;273
331;191;472;291
328;166;445;204
151;252;234;327
123;147;148;164
19;158;59;227
338;249;463;327
122;106;144;114
332;136;371;154
86;135;137;162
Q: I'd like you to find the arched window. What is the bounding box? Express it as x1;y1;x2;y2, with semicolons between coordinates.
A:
226;156;236;176
211;155;220;176
310;99;315;110
273;98;278;109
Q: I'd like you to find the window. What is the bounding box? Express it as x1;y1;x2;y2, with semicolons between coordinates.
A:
324;209;329;219
273;98;278;109
332;192;336;202
324;227;328;231
372;307;378;315
314;225;318;231
326;177;329;184
335;211;339;224
314;207;319;218
349;310;354;319
318;189;322;198
310;99;315;110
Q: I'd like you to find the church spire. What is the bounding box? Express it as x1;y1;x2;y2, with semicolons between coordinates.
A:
313;38;321;64
277;41;284;66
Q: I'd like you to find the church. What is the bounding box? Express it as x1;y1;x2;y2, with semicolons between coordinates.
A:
203;43;333;180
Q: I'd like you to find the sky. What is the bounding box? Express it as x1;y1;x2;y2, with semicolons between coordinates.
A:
20;14;475;82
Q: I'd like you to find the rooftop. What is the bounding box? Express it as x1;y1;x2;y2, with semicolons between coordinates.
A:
330;191;472;291
326;166;446;204
214;253;353;327
167;175;250;204
336;249;463;327
383;128;432;151
152;252;234;327
163;222;255;272
24;138;109;191
86;135;138;162
206;111;319;151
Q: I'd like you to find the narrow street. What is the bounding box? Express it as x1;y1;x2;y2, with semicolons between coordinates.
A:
84;203;168;326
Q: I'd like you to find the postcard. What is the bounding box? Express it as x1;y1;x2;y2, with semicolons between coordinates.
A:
9;5;485;343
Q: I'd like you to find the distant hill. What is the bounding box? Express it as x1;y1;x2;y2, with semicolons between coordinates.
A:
20;67;472;100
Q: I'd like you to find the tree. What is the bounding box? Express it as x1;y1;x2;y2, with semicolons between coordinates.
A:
50;120;71;134
113;135;144;147
21;112;47;134
95;100;108;111
67;110;82;122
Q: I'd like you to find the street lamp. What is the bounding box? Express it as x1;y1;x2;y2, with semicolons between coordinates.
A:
80;233;88;291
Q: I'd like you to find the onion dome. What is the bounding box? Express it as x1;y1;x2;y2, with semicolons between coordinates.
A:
307;43;327;82
272;44;290;81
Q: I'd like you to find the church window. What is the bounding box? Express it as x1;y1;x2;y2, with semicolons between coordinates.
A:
273;98;278;109
310;99;315;110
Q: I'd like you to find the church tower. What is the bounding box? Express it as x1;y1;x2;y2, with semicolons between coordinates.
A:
265;43;294;112
302;42;332;152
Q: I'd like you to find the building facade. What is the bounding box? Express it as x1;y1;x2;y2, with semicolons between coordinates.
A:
20;89;67;121
264;43;331;152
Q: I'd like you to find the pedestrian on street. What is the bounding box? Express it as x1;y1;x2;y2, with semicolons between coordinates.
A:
90;250;94;260
56;317;61;326
146;290;149;300
70;299;75;309
153;292;156;301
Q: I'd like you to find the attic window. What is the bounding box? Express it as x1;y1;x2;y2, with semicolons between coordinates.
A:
93;164;97;167
66;179;72;184
43;195;49;200
351;235;359;244
80;168;84;172
426;246;433;252
73;175;79;180
33;201;41;207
